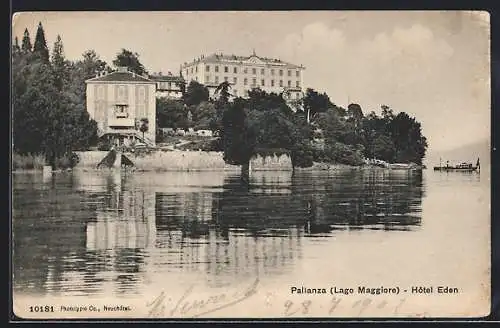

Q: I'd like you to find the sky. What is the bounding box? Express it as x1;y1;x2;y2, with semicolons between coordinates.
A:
12;11;491;156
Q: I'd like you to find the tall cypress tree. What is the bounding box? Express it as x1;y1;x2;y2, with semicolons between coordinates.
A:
21;28;32;53
51;35;68;91
33;22;49;63
12;36;21;56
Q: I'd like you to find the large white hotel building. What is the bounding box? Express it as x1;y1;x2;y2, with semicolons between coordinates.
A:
181;51;305;101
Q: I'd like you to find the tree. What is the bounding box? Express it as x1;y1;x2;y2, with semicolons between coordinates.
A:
156;98;188;129
33;22;49;63
372;134;395;162
303;88;333;123
12;36;21;57
13;24;99;167
139;118;149;141
388;112;428;164
51;35;68;91
192;101;217;130
183;81;209;107
13;60;56;155
381;105;394;122
81;50;110;80
21;28;32;54
214;81;232;105
347;103;364;128
221;100;256;167
112;49;147;75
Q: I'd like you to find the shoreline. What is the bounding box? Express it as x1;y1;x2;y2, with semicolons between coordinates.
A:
13;150;425;173
12;163;423;173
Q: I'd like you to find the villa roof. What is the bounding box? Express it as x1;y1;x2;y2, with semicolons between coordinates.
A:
86;70;154;83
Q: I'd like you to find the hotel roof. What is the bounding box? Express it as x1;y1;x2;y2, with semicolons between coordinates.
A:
182;52;304;69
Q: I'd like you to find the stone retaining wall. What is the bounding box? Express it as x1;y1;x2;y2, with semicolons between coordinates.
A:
74;150;294;171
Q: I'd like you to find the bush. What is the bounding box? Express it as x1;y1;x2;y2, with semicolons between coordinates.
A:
312;142;364;166
324;142;364;166
177;138;222;152
291;144;314;168
13;153;46;170
97;140;111;151
55;152;80;169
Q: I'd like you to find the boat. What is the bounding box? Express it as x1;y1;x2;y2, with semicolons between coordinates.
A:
433;158;480;172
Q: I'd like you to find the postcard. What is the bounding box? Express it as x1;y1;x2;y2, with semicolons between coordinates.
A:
11;10;491;319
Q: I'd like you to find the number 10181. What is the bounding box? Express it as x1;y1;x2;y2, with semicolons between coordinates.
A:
29;306;54;312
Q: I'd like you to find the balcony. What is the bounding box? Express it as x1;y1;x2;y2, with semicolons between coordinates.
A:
108;116;135;128
109;104;134;127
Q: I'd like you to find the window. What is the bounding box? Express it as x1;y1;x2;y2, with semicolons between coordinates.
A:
296;70;300;77
138;86;146;101
279;80;283;87
195;76;198;81
215;66;219;72
117;85;126;100
279;69;283;76
252;68;256;75
271;80;274;87
215;76;219;83
288;70;291;77
195;66;198;73
252;78;256;86
168;82;172;89
206;65;210;72
137;103;145;117
244;78;248;85
271;69;275;75
224;76;228;82
288;80;291;87
97;85;105;99
244;90;249;97
233;77;237;84
296;81;300;88
261;68;264;75
224;66;228;73
233;67;237;74
190;67;193;74
244;68;248;74
205;76;210;83
115;105;129;118
261;79;265;86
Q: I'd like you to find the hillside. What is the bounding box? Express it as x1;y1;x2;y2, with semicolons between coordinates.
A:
425;138;490;167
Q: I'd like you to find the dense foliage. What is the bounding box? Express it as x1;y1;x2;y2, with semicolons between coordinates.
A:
12;23;99;168
158;78;428;168
217;89;428;168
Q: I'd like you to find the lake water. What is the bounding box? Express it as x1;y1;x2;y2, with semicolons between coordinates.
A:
12;168;490;317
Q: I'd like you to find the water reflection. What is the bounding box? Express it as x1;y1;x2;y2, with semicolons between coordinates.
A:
13;168;424;296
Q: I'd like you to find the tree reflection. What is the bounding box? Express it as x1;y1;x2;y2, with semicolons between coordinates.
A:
212;169;424;235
